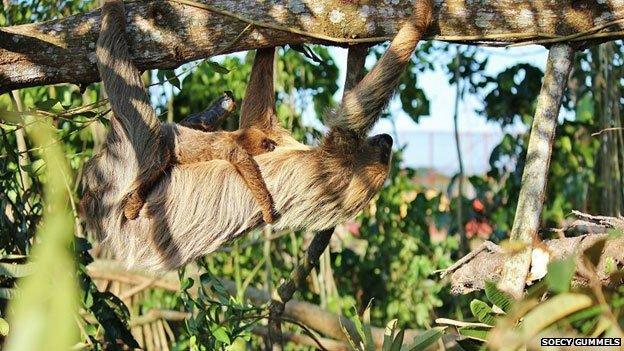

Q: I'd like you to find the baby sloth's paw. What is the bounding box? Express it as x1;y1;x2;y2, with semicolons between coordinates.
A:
122;192;143;220
262;207;276;224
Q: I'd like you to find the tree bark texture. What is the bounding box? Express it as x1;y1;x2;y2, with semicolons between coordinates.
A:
447;233;624;295
496;44;575;298
1;0;624;92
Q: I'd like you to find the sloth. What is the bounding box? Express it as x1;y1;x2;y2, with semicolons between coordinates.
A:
82;0;433;270
122;105;278;223
90;3;278;224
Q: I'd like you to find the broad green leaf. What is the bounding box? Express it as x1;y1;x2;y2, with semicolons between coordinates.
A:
404;327;446;351
456;338;486;351
484;281;513;312
545;256;575;293
383;319;398;351
211;326;231;344
521;293;593;340
470;299;497;326
458;326;489;342
34;99;61;111
390;329;405;351
0;317;9;336
206;60;231;74
4;118;79;351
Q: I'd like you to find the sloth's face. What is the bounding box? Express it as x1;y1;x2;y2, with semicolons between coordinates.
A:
349;133;393;194
366;133;393;166
340;133;393;211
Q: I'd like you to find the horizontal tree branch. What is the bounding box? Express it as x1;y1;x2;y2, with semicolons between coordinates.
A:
1;0;624;92
445;232;624;295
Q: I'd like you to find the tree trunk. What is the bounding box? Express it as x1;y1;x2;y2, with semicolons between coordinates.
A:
497;44;575;298
1;0;624;92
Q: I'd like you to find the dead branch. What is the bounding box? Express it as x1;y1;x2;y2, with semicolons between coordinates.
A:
2;0;624;92
445;231;624;295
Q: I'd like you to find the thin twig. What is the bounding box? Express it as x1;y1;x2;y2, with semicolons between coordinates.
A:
508;18;624;47
591;127;624;136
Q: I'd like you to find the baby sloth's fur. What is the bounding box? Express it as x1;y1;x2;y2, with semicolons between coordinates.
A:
123;125;278;223
82;0;433;271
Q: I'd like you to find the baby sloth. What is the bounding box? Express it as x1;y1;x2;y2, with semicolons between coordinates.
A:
122;95;278;223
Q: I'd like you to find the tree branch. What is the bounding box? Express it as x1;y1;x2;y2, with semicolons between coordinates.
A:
497;43;575;298
444;234;624;294
2;0;624;92
267;228;334;350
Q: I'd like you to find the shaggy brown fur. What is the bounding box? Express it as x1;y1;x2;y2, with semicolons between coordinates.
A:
82;0;433;270
123;125;277;223
93;1;277;223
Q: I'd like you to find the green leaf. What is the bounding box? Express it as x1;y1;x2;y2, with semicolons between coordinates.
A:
181;277;194;291
0;288;18;299
164;70;181;90
484;281;513;312
405;327;446;351
390;329;404;351
362;300;375;351
545;256;576;293
349;306;367;349
0;263;34;278
34;99;61;111
206;60;230;74
4;117;80;351
521;293;593;339
458;326;489;342
383;319;398;351
0;317;9;336
456;338;486;351
470;300;497;326
211;325;231;344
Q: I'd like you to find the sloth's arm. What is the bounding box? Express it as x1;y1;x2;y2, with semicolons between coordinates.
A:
239;48;277;130
97;0;173;220
97;0;164;153
331;0;433;135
